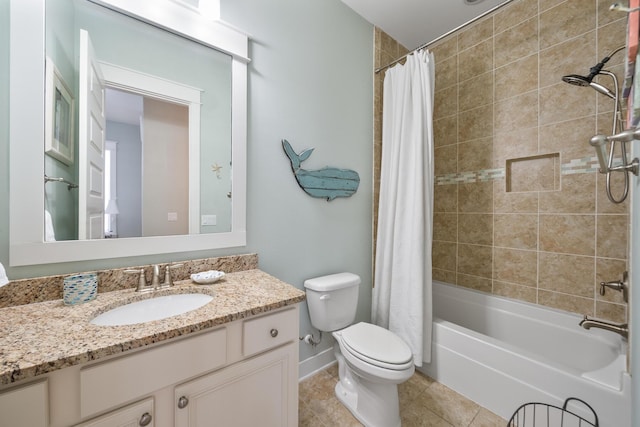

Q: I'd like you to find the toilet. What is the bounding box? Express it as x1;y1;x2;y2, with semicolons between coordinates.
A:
304;272;414;427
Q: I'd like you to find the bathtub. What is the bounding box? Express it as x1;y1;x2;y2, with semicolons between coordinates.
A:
419;281;631;427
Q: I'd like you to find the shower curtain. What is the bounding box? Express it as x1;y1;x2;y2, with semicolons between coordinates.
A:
372;49;435;366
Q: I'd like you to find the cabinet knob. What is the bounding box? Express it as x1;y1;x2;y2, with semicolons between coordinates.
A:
270;328;278;338
178;396;189;409
139;412;152;426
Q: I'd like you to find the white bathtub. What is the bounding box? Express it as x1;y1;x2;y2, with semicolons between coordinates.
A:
420;281;631;426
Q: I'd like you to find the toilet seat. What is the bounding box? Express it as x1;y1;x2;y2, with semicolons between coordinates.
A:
339;322;414;370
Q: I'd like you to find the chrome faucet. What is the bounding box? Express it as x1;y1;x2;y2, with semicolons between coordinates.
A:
124;263;184;292
579;270;629;339
155;263;184;290
151;264;162;288
599;271;629;303
124;268;152;292
579;315;628;339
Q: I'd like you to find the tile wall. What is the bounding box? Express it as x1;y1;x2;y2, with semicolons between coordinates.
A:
375;0;630;322
373;28;409;244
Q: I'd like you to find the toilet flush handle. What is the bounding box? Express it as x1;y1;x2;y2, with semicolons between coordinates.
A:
320;294;331;300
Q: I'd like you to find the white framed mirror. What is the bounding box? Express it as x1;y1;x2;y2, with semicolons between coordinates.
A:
9;0;249;266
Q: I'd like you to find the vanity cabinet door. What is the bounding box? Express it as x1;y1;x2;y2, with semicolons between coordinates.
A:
74;397;154;427
0;379;48;427
174;342;297;427
80;327;226;418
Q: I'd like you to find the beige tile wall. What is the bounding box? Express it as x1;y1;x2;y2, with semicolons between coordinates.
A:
375;0;630;322
373;28;409;248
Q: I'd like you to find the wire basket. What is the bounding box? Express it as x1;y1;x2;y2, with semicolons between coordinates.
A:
507;397;599;427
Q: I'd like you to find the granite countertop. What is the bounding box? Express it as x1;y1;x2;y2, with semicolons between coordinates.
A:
0;269;305;386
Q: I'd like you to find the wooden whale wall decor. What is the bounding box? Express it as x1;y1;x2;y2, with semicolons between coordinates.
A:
282;139;360;201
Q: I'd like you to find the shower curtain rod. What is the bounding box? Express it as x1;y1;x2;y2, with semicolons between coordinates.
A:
374;0;514;74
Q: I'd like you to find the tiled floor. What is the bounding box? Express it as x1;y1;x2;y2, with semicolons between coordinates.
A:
299;364;507;426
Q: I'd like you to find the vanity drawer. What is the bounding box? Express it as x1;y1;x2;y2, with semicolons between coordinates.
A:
75;397;154;427
80;327;226;418
243;308;297;357
0;379;48;427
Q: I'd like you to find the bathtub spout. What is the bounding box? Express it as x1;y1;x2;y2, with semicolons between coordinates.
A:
580;315;628;339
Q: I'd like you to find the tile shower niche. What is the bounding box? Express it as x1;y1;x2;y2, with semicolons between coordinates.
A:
505;153;560;193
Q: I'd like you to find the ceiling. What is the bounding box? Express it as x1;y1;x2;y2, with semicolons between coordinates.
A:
341;0;513;50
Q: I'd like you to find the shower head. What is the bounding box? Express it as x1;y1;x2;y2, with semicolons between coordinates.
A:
561;74;592;87
561;72;616;99
561;73;616;98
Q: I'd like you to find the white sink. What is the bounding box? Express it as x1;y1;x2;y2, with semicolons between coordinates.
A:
91;293;214;326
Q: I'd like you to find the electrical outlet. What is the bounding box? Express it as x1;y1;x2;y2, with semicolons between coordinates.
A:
168;212;178;222
201;214;217;226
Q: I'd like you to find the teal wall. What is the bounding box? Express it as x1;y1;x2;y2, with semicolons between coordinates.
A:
223;0;374;362
1;0;373;364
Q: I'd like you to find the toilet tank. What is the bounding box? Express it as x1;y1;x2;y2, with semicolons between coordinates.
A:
304;272;360;332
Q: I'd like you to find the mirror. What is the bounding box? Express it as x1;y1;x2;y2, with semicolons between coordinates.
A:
46;0;231;240
10;0;248;266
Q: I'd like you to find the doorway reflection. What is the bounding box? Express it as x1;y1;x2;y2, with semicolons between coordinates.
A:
105;88;189;238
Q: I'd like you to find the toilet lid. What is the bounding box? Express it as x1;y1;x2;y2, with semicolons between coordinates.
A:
340;322;413;367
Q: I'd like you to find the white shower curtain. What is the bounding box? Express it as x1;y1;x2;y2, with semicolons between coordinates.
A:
372;49;435;367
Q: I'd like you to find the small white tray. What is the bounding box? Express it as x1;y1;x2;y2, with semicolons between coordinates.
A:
190;270;225;284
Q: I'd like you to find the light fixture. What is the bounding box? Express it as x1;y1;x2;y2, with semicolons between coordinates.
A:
105;198;120;215
464;0;486;4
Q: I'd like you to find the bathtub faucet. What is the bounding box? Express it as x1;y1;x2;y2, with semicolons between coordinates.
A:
579;315;628;339
599;271;629;303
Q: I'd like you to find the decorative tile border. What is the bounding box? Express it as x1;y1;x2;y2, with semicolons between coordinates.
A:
435;156;613;185
560;156;600;175
478;168;506;182
560;156;624;175
436;168;505;185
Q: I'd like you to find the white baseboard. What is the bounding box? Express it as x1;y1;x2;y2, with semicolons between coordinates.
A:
298;347;336;381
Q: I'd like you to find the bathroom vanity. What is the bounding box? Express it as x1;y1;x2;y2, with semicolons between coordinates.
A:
0;269;305;427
